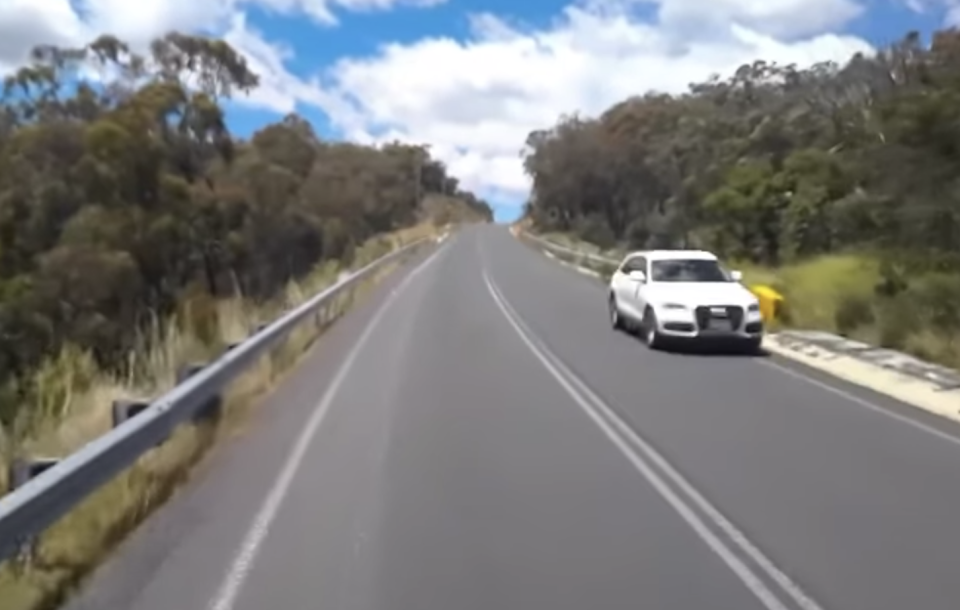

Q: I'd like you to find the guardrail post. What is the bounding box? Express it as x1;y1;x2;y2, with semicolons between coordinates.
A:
314;305;327;330
111;399;169;446
0;238;428;565
111;398;149;427
6;457;60;562
319;300;337;328
176;363;223;423
8;457;60;492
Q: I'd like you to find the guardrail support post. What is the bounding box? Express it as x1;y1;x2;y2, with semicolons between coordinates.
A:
111;399;151;429
176;363;223;423
111;399;169;446
6;457;60;563
0;238;428;565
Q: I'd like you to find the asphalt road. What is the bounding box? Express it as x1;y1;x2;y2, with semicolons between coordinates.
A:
65;224;960;610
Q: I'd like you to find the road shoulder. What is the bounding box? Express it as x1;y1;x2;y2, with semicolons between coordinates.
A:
60;246;438;610
515;229;960;428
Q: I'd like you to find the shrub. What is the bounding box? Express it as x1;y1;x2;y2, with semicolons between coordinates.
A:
911;273;960;332
834;293;875;336
876;295;922;349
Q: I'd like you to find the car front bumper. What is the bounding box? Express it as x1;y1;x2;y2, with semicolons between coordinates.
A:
655;307;763;341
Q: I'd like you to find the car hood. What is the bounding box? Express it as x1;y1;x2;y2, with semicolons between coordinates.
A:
649;282;756;307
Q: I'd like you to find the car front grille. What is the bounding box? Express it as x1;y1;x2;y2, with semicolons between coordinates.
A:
694;306;710;330
727;305;744;330
694;305;744;331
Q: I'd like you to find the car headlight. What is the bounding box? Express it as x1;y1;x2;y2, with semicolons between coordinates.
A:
748;302;760;312
661;302;687;310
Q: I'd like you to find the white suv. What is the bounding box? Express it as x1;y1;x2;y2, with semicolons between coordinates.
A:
607;249;763;351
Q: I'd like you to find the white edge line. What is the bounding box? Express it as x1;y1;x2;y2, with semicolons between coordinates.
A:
208;244;448;610
527;239;960;450
480;270;799;610
756;358;960;448
486;274;823;610
540;339;823;610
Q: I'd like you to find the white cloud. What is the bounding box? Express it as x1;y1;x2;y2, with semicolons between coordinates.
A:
899;0;960;26
649;0;863;40
0;0;445;72
0;0;87;73
0;0;883;206
316;1;875;203
221;13;327;113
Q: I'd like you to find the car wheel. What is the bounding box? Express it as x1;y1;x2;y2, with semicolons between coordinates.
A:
743;336;763;355
609;294;624;330
642;307;661;349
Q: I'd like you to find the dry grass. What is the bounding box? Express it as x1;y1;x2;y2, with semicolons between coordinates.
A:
0;222;442;610
734;255;880;330
538;231;625;260
530;231;960;370
419;194;489;227
736;255;960;368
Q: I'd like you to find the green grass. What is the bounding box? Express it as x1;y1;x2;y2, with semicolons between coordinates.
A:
539;231;626;260
734;254;881;330
0;222;441;610
530;231;960;370
738;255;959;368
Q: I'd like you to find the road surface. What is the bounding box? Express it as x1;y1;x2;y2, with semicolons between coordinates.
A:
66;225;960;610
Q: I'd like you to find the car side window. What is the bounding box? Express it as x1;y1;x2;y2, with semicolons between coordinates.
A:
619;256;646;274
635;257;647;276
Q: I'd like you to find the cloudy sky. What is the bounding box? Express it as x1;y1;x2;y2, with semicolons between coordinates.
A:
0;0;955;220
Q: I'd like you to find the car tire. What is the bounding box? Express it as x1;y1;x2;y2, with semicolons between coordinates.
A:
642;307;661;349
743;336;763;355
609;294;625;331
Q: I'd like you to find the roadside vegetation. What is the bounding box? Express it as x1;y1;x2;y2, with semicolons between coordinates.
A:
0;32;490;610
519;28;960;368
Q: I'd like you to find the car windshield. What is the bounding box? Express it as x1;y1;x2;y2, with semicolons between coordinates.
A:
650;258;731;282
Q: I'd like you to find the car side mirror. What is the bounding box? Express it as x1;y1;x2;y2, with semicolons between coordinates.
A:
627;270;646;282
729;270;743;281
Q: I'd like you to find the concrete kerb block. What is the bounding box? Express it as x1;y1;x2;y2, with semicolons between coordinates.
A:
176;363;223;424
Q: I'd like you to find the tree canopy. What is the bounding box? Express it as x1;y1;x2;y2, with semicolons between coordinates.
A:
0;32;491;419
521;29;960;271
522;29;960;362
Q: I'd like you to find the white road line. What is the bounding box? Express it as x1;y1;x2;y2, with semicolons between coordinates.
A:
756;358;960;448
483;269;825;610
526;238;960;450
537;334;824;610
208;244;448;610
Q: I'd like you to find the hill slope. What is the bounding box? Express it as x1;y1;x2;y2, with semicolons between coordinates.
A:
0;32;492;424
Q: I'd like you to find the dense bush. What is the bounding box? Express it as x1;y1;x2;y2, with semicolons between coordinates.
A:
0;33;492;424
521;29;960;364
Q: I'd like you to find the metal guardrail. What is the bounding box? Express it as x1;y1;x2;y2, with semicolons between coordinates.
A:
520;231;786;323
520;229;960;389
0;235;437;563
519;231;621;267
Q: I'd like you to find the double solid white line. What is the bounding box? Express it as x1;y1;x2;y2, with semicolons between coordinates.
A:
482;269;826;610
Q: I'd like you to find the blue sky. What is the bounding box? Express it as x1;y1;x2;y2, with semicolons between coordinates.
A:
1;0;956;222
